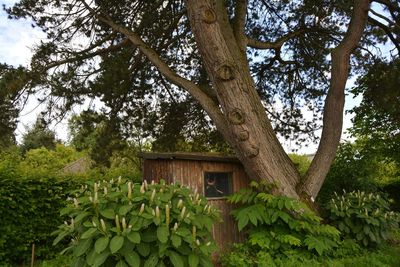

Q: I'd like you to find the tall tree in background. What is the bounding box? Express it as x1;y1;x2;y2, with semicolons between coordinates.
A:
20;115;57;153
0;64;27;148
68;110;125;167
350;58;400;165
3;0;399;199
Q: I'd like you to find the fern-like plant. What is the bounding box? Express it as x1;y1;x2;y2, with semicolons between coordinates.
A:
221;181;340;266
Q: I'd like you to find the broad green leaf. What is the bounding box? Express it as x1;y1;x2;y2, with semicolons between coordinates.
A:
60;207;74;216
127;231;141;244
119;205;132;216
144;253;159;267
284;199;293;210
248;212;258;226
171;234;182;248
142;229;158;242
86;248;97;265
125;251;141;267
199;256;214;267
100;208;115;219
93;250;110;267
81;227;98;239
75;212;91;223
188;253;199;267
72;257;86;267
278;198;285;210
110;236;124;254
157;225;169;243
59;246;73;255
73;238;92;257
168;251;184;267
137;242;150;257
237;215;249;231
158;242;169;255
53;231;68;245
116;260;129;267
94;236;109;253
119;240;135;255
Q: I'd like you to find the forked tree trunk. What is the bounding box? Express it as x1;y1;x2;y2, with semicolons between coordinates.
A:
186;0;301;198
185;0;371;200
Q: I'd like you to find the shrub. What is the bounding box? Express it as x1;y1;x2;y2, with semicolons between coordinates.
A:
0;176;84;266
381;180;400;212
53;179;220;266
220;181;341;266
326;190;400;247
288;154;311;177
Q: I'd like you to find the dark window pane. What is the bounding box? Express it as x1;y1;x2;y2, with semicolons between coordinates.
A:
204;172;232;198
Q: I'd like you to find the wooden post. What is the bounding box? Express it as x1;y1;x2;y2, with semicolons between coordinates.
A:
30;243;35;267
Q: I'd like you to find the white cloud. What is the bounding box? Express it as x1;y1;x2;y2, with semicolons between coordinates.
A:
0;4;46;67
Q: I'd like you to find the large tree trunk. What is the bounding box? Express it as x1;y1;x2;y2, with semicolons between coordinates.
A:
185;0;370;200
186;0;301;198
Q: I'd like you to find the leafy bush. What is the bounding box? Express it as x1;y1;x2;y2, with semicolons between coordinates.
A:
326;190;400;247
317;142;379;206
0;176;84;266
288;154;311;177
53;179;220;266
381;180;400;212
221;182;341;266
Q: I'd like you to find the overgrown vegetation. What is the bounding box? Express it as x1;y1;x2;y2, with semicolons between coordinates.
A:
53;179;219;267
0;176;84;265
326;190;399;247
221;182;400;267
0;144;141;266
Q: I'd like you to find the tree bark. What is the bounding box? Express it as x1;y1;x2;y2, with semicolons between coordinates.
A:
297;0;371;199
186;0;301;198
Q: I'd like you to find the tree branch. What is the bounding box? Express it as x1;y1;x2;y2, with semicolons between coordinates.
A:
368;16;400;54
298;0;371;198
43;38;130;70
247;28;307;50
232;0;248;53
77;0;228;135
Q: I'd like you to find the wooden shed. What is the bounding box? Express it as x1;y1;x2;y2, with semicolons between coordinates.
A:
139;152;250;249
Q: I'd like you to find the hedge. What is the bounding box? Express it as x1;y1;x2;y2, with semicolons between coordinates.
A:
0;174;84;266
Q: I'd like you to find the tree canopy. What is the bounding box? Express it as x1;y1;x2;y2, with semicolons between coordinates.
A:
350;58;400;164
2;0;399;199
20;115;57;153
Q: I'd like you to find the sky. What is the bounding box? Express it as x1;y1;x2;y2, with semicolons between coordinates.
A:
0;0;362;154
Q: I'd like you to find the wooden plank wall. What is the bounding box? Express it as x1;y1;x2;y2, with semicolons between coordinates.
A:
142;158;250;249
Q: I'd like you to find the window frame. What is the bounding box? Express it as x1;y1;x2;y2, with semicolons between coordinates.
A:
203;171;233;199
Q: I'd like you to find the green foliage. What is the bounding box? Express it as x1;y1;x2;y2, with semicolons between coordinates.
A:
0;63;24;148
53;179;220;266
221;181;341;266
272;244;400;267
20;116;57;154
38;255;73;267
0;176;85;266
326;190;400;247
350;58;400;165
288;154;311;177
5;0;393;147
382;180;400;212
317;141;395;206
19;144;84;176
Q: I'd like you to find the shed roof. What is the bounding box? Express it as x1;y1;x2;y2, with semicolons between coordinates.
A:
138;152;240;163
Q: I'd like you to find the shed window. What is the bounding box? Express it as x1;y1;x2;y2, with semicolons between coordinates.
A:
204;172;232;198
